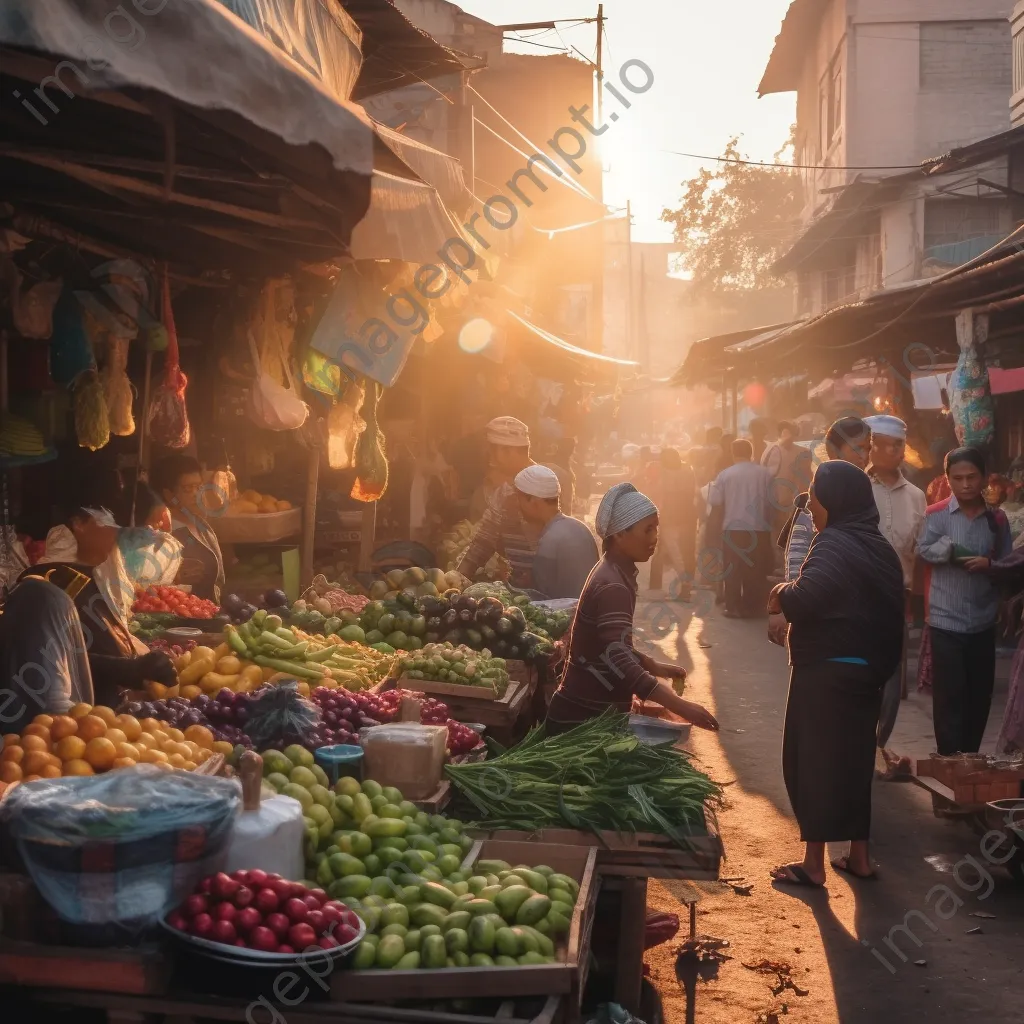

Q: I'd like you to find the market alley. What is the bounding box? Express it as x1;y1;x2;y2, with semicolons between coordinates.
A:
638;600;1024;1024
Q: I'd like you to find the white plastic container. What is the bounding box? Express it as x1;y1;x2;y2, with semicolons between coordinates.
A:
222;751;304;880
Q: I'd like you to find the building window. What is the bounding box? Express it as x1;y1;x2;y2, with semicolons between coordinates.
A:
920;21;1012;90
924;198;1011;257
818;57;842;157
1014;17;1024;96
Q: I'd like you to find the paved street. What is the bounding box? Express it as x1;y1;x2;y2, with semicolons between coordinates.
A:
636;598;1024;1024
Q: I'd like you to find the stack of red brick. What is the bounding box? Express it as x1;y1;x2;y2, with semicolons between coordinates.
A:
916;755;1024;805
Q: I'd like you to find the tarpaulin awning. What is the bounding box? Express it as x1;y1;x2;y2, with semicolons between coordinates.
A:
212;0;362;103
349;170;467;263
669;322;796;387
372;121;471;213
509;311;639;367
340;0;477;99
0;0;373;176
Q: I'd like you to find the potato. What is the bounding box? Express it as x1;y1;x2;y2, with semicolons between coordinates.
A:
216;656;242;675
191;646;216;663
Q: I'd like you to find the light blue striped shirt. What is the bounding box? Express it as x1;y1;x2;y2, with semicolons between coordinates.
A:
917;496;1012;634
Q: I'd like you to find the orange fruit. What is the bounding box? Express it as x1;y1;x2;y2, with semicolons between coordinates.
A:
183;761;197;771
23;774;42;782
3;733;21;748
115;742;140;760
49;715;78;740
167;753;187;769
140;718;162;734
172;742;192;760
112;756;137;769
1;745;24;765
153;761;174;771
133;733;155;750
84;737;117;770
62;759;94;776
22;724;50;742
104;728;128;747
55;735;87;761
0;761;23;783
40;763;61;778
146;682;168;700
212;741;234;756
180;685;202;700
165;727;185;743
76;716;107;741
183;725;214;749
23;751;51;776
21;735;49;754
32;714;54;728
90;705;117;725
69;703;94;719
115;715;142;742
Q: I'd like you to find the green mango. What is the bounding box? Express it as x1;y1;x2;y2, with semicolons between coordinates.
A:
380;904;410;929
442;911;472;933
444;928;469;955
375;934;406;968
395;951;420;969
352;941;377;969
422;934;447;968
468;916;495;954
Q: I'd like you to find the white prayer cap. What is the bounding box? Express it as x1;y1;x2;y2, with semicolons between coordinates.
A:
486;416;530;447
621;443;640;461
514;465;560;499
864;414;907;440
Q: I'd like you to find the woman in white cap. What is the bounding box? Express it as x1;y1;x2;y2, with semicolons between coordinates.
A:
545;483;720;735
514;466;598;599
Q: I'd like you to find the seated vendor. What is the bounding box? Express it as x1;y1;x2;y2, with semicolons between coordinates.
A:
11;505;177;714
154;454;225;603
514;466;598;600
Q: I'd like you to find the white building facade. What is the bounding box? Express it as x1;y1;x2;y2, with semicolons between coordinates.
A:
762;0;1017;316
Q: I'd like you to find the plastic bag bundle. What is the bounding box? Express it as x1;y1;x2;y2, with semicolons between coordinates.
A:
1;766;240;943
244;680;322;750
148;268;191;449
102;336;135;436
327;377;366;470
73;369;110;451
350;381;388;502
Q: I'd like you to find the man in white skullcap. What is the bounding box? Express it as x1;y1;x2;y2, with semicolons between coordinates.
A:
514;466;598;598
863;414;926;766
458;417;538;586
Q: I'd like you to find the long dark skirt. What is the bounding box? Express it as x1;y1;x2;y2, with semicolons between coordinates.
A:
782;661;884;843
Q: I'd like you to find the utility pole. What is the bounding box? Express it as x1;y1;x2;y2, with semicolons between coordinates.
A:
625;199;634;363
595;4;604;121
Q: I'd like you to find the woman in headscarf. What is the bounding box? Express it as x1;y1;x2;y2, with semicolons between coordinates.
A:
544;482;720;735
767;461;904;887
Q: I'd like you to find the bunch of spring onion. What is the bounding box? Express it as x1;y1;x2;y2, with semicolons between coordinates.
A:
445;710;720;845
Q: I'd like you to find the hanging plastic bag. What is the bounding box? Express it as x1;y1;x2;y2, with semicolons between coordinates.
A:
350;380;388;501
302;347;341;398
147;266;191;449
949;310;994;448
73;369;110;451
327;377;366;470
247;328;309;431
102;336;135;436
10;268;62;339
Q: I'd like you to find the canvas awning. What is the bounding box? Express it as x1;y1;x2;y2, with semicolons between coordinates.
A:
0;0;373;176
350;170;468;263
372;122;471;213
509;312;639;367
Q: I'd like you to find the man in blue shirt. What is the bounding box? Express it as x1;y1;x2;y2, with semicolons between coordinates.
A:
917;447;1011;755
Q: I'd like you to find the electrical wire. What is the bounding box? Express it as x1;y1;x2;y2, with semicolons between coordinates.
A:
662;150;926;171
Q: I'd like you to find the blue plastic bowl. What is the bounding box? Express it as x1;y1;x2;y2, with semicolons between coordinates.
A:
315;744;364;784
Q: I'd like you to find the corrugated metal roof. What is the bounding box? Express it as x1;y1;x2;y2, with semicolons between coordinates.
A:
758;0;830;97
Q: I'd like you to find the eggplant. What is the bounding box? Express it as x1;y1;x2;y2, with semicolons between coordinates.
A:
426;615;442;631
493;639;510;657
420;597;443;617
480;624;497;643
458;608;474;624
424;631;441;644
494;616;514;636
442;608;459;629
478;597;505;622
446;628;464;645
460;596;478;614
465;628;483;648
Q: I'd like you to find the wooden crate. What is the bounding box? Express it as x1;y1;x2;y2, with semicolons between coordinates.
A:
396;673;515;703
24;988;564;1024
334;841;598;1004
479;818;723;881
0;938;169;994
380;677;532;730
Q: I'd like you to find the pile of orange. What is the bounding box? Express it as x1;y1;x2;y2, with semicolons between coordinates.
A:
0;703;225;793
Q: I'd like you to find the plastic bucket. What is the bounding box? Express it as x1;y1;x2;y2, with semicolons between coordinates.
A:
315;744;364;784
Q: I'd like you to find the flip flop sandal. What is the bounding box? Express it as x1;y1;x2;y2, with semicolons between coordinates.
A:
831;857;878;881
771;864;824;888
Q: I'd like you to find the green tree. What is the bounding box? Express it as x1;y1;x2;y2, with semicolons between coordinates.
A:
661;133;799;294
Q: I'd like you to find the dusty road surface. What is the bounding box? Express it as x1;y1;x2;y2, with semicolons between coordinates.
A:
634;599;1024;1024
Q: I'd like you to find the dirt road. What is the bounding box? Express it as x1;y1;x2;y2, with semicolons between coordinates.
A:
636;601;1024;1024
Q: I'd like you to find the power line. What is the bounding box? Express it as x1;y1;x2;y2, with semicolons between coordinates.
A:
662;150;926;171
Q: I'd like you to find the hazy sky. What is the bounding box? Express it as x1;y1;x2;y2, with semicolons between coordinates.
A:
458;0;797;241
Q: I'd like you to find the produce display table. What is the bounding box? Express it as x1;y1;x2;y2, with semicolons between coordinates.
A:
14;986;564;1024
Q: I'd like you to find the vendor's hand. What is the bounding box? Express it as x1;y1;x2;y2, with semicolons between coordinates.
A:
136;650;176;687
658;663;687;682
680;700;719;732
963;556;991;573
767;582;785;615
768;612;788;646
